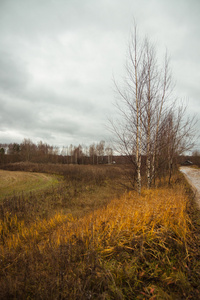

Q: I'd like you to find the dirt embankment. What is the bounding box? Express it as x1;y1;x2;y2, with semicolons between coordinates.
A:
180;167;200;209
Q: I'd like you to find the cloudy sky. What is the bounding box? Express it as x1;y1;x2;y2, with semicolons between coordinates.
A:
0;0;199;150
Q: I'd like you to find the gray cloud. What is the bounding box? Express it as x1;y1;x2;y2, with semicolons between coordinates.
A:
0;51;29;94
0;0;199;149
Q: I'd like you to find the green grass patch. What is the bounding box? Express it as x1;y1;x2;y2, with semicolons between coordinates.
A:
0;170;59;200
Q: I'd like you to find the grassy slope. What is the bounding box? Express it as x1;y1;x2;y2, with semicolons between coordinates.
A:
0;164;200;299
0;170;59;200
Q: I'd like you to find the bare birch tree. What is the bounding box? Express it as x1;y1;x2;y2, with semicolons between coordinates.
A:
110;23;197;192
110;24;146;193
158;105;197;184
142;39;173;188
110;24;175;192
89;143;96;165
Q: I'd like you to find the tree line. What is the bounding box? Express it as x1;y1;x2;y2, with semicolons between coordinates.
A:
0;139;114;165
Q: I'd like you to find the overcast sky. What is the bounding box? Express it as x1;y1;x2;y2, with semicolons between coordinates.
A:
0;0;199;150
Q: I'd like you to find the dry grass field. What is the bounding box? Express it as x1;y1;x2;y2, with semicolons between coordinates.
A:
0;163;200;299
0;170;59;200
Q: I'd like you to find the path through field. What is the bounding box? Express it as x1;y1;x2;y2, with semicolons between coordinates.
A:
180;167;200;209
0;170;58;200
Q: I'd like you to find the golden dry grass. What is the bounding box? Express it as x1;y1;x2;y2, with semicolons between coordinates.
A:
0;170;58;199
0;166;199;299
20;186;190;254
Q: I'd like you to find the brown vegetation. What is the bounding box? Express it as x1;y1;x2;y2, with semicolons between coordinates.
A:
0;163;200;299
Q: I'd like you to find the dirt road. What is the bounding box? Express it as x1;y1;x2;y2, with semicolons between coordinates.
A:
180;167;200;209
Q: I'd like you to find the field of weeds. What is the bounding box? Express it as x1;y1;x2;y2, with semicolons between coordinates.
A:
0;163;200;299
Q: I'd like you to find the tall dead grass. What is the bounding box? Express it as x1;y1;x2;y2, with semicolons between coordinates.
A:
0;175;195;299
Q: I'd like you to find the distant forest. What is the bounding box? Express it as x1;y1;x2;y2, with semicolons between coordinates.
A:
0;138;199;168
0;139;115;165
